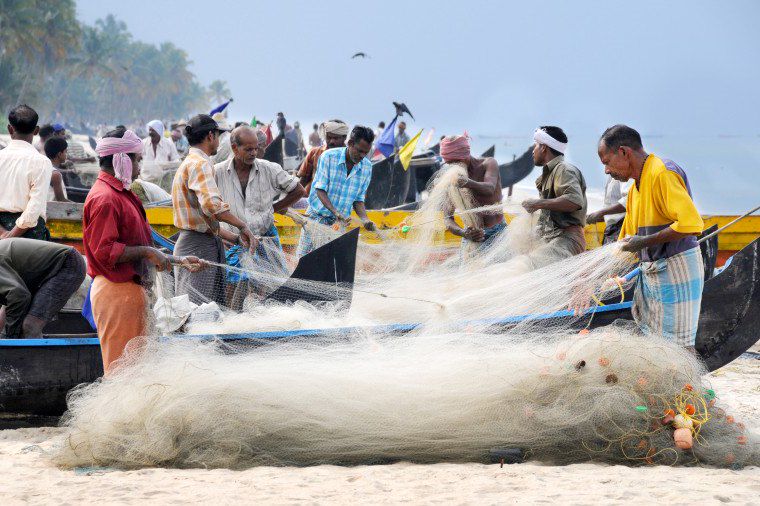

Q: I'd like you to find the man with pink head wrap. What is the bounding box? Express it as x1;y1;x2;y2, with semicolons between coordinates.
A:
440;134;505;251
83;127;205;374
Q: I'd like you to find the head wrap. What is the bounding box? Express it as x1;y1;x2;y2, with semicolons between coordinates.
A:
533;128;567;154
318;120;349;141
440;134;471;162
95;130;143;189
146;119;165;137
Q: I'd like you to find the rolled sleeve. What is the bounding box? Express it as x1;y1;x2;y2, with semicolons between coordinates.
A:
554;165;585;208
272;164;299;193
187;159;230;217
656;172;703;234
16;159;52;229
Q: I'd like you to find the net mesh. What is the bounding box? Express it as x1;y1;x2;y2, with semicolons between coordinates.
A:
52;164;758;469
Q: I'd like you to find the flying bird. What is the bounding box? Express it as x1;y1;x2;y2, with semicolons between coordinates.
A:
393;101;414;121
351;52;369;59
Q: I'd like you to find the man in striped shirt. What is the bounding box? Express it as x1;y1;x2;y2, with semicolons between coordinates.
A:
171;114;255;304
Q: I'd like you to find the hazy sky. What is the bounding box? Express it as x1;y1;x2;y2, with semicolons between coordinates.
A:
76;0;760;136
76;1;760;212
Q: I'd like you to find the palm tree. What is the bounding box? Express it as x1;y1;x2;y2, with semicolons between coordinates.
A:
208;80;231;108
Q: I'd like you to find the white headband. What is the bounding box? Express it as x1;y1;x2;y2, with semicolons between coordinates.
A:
533;128;567;154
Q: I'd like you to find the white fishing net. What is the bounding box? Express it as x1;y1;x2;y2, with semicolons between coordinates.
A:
52;165;758;469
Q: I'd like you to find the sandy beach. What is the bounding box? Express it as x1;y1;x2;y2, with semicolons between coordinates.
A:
0;356;757;505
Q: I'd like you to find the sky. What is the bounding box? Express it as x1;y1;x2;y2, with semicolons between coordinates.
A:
76;0;760;212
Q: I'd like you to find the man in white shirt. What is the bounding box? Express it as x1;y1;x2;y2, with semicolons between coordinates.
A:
214;125;305;307
142;119;179;163
0;105;53;240
586;175;632;244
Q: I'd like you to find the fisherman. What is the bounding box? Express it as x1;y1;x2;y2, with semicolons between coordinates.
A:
522;126;588;265
171;126;189;158
172;114;255;304
142;119;179;163
598;124;704;349
394;121;410;154
215;126;306;306
0;239;85;338
0;105;52;241
296;120;348;195
586;175;632;244
83;127;205;374
295;125;378;257
308;123;321;149
43;137;72;202
34;124;59;154
210;113;233;164
440;135;505;253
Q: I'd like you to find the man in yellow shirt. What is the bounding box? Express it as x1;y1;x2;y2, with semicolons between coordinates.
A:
598;124;704;348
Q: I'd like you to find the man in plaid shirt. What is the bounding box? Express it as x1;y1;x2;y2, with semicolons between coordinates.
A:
172;114;255;304
296;125;379;257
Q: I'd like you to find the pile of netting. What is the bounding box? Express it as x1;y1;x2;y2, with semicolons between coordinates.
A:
51;164;758;469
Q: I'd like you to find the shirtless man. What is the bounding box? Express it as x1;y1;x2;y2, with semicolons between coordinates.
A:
440;135;505;250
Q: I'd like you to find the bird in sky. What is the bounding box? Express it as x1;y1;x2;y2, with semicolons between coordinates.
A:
393;101;414;120
351;52;369;59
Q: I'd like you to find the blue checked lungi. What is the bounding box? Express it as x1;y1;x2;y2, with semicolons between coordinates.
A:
295;214;335;258
226;224;287;282
460;221;506;259
633;246;704;346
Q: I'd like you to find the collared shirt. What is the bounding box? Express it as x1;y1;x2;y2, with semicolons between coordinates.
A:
619;154;703;262
306;147;372;220
535;155;587;240
214;157;298;235
142;136;179;163
0;139;53;228
172;147;231;233
296;145;327;195
603;175;632;226
83;171;153;284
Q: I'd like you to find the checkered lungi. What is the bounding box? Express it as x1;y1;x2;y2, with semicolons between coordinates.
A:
633;246;704;346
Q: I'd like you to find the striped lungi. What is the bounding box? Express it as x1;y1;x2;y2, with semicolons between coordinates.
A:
633;246;704;346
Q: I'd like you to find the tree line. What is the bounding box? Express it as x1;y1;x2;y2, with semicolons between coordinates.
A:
0;0;229;131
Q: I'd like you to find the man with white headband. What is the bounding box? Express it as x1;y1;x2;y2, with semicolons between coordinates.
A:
142;119;179;163
296;119;348;195
84;127;205;374
522;126;588;265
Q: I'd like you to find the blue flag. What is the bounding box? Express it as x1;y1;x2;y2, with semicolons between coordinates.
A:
376;117;397;158
209;100;231;116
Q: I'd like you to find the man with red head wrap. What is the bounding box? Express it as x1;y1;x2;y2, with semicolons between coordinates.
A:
440;134;505;252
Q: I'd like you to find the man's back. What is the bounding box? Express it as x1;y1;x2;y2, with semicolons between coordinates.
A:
0;238;70;288
0;139;53;219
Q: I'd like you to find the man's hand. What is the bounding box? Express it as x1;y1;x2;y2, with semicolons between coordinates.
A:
620;235;648;253
334;213;351;227
0;226;26;240
144;248;172;272
521;198;542;214
456;175;471;188
362;220;377;232
586;210;605;224
178;256;208;273
463;226;485;242
238;227;259;251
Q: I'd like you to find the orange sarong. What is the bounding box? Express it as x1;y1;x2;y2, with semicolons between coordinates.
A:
90;275;147;375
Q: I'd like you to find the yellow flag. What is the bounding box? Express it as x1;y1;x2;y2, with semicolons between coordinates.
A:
398;129;423;171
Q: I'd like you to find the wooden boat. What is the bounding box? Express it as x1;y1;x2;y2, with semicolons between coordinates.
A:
1;235;757;416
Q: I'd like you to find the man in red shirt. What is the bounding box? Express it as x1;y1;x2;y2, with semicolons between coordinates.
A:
83;127;203;374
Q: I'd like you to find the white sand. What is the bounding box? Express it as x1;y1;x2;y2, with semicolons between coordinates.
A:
0;358;757;505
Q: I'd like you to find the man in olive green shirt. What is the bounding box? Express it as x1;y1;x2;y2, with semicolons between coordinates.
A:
0;238;86;338
521;126;588;267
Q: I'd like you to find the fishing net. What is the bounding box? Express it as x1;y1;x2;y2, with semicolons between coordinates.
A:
52;165;758;469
